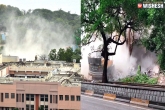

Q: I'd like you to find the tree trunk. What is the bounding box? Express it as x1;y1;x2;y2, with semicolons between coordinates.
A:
101;31;108;83
102;44;108;83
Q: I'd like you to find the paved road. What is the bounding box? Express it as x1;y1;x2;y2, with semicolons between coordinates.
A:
81;95;157;110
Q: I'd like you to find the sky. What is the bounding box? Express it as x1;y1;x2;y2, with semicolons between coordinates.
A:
0;0;81;15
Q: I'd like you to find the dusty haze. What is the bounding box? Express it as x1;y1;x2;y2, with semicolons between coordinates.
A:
81;31;158;80
2;13;75;60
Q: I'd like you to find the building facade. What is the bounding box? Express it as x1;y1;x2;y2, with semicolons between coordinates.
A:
0;81;81;110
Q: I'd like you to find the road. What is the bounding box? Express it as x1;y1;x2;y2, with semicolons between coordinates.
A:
81;95;157;110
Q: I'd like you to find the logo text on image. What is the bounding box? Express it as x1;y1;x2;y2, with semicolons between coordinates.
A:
138;3;143;8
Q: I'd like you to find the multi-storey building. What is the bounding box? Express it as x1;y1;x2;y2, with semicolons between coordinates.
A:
0;81;80;110
0;56;82;110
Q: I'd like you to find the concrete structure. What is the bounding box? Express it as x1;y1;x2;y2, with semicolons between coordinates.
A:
0;66;9;77
88;57;112;80
81;82;165;110
0;81;81;110
8;66;54;78
0;55;19;63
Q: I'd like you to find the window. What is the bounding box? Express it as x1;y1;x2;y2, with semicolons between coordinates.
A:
71;95;75;101
1;93;3;102
5;107;9;110
40;105;44;110
76;96;80;101
50;95;52;103
40;95;44;101
59;95;63;100
11;93;15;99
65;95;69;101
40;94;48;101
31;94;34;101
22;94;24;102
31;105;34;110
26;105;29;110
5;93;9;98
45;95;48;102
45;105;48;110
16;94;18;102
26;94;29;101
55;95;58;103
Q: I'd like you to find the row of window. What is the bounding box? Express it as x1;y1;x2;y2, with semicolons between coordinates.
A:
39;105;48;110
40;94;48;101
1;93;15;102
26;105;49;110
59;95;80;101
0;108;24;110
26;105;34;110
26;94;34;101
4;93;15;99
0;93;80;103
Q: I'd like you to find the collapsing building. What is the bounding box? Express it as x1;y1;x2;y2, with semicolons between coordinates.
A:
86;29;159;81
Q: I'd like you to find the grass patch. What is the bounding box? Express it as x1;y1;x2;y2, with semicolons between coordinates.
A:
119;65;158;84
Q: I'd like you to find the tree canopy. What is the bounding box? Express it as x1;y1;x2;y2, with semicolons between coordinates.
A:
49;47;81;63
140;9;165;70
49;49;57;60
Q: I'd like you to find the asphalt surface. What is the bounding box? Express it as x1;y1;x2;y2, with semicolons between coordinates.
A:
81;95;157;110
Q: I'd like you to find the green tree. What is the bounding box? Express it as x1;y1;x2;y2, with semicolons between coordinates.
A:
71;48;81;63
74;28;81;46
38;105;44;110
72;48;81;63
65;47;74;62
140;9;165;70
57;48;66;61
81;0;141;83
49;49;57;60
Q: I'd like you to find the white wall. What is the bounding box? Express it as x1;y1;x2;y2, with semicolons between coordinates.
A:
0;67;7;77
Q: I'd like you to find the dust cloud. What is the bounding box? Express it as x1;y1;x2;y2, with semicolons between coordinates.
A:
2;13;74;60
81;31;158;81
